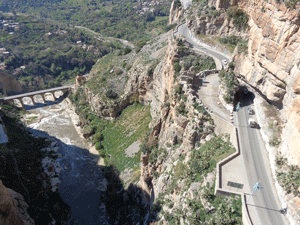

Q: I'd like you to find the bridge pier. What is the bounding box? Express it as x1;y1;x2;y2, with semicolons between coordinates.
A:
41;94;46;103
1;84;74;110
29;96;36;106
50;92;57;101
16;98;25;108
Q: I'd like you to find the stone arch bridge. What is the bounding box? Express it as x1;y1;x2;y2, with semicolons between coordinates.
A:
0;85;74;108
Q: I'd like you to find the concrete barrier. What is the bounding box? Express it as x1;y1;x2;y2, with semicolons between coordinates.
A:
214;128;252;225
214;128;240;191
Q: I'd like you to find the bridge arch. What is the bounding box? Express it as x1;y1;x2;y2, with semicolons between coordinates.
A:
2;85;73;109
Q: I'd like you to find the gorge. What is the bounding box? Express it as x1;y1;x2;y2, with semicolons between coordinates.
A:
1;0;300;224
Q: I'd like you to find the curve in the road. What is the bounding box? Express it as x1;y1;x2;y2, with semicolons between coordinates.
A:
177;24;230;69
177;23;288;224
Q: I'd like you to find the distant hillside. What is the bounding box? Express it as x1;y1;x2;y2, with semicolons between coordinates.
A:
0;0;63;10
1;0;173;44
0;13;122;93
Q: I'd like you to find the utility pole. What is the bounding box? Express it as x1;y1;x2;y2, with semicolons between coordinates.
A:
247;182;263;204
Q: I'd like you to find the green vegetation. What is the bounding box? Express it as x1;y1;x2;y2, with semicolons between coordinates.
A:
237;40;248;54
102;104;151;171
149;135;240;224
176;102;188;117
278;168;300;196
86;52;127;97
276;153;300;196
227;7;249;31
284;0;299;9
172;46;216;80
188;135;235;181
69;88;152;172
69;87;109;136
219;70;238;104
197;2;221;18
269;136;281;146
173;62;181;72
181;53;216;72
186;188;242;224
219;35;242;46
2;0;172;45
174;0;182;8
0;13;121;92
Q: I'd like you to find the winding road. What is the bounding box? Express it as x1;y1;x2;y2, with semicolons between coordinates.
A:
177;23;289;224
178;24;230;70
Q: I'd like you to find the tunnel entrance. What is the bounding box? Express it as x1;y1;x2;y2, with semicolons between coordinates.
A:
233;86;255;111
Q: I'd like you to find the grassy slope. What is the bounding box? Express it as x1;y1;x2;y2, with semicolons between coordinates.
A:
103;103;151;172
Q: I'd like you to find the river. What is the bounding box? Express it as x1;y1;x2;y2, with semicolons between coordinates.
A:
20;94;108;225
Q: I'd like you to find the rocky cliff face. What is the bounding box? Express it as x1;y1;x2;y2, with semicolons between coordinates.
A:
0;180;34;225
0;70;22;96
231;0;300;166
190;0;300;165
169;0;183;24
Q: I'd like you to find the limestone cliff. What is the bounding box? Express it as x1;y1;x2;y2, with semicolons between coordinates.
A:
0;70;22;96
189;0;300;164
169;0;183;24
230;0;300;167
188;0;300;220
0;180;34;225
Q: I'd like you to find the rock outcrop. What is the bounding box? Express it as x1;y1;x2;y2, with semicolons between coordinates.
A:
189;0;300;166
0;180;34;225
0;70;22;96
229;0;300;166
169;0;183;24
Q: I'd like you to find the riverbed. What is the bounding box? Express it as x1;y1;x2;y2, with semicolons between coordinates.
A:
20;94;108;224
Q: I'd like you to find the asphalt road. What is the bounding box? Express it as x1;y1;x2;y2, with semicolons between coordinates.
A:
177;24;230;64
236;94;288;225
178;23;289;224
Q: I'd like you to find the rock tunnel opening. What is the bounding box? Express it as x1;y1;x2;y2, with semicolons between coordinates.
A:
233;86;255;111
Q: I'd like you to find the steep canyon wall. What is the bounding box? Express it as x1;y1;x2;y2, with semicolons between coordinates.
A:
234;0;300;165
190;0;300;165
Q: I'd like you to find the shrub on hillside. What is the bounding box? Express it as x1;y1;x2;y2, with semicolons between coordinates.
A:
233;9;249;31
106;89;118;99
226;6;238;18
174;0;182;8
114;67;123;75
173;62;181;72
93;132;104;144
226;6;249;31
95;142;104;150
135;40;147;53
237;40;248;54
219;35;242;45
123;47;132;55
174;85;182;94
176;102;188;116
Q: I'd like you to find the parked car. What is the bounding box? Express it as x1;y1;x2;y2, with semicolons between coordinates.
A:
248;118;256;128
248;107;254;115
222;59;228;65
